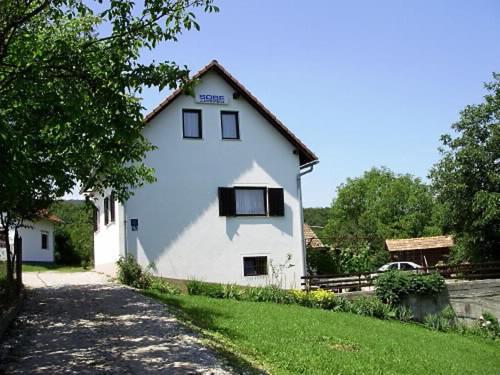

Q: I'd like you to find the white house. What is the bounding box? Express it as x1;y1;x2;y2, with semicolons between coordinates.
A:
91;60;318;288
0;212;59;263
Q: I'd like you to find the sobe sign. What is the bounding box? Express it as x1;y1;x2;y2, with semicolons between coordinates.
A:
196;94;228;105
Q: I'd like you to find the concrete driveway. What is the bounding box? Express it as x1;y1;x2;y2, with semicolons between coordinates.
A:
0;271;233;374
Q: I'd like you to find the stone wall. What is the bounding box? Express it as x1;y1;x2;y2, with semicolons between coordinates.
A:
341;278;500;323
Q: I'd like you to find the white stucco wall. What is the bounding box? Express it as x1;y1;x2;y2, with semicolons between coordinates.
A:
117;71;306;288
0;220;55;263
92;191;125;275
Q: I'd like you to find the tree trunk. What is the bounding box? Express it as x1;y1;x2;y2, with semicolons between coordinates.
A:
14;229;22;294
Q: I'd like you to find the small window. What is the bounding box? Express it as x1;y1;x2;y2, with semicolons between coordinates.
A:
235;187;266;216
221;111;239;139
109;193;115;223
93;207;99;232
104;197;109;225
41;232;48;250
183;109;202;139
243;256;268;276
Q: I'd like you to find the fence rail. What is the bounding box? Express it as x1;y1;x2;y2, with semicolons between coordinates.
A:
301;262;500;292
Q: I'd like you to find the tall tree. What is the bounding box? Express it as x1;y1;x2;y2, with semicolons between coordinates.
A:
324;167;441;271
430;74;500;262
0;0;218;296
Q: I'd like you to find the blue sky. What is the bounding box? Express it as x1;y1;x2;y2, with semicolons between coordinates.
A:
136;1;500;207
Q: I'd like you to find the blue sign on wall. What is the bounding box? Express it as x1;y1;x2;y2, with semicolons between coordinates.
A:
196;94;228;105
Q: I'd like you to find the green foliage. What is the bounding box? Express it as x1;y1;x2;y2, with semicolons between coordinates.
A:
347;296;393;319
303;207;330;228
374;270;446;304
306;249;339;275
150;277;181;295
430;74;500;262
338;242;374;273
324;167;442;272
0;0;218;296
147;292;500;374
394;305;414;322
50;200;93;266
116;255;152;290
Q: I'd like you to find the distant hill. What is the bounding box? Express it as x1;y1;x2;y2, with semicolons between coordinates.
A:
60;199;86;205
303;207;330;228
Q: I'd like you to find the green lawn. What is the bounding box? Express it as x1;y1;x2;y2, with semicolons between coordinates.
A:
22;262;86;273
146;291;500;375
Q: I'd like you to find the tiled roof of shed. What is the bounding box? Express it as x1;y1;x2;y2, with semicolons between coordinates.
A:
385;235;454;252
304;224;326;248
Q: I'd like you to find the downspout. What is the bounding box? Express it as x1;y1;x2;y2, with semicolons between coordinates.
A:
123;200;128;258
297;160;319;282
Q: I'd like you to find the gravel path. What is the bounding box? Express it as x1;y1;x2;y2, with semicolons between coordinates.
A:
0;272;233;374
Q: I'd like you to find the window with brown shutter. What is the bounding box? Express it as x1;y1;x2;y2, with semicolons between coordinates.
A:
268;188;285;216
109;193;115;223
218;187;236;216
104;197;109;225
93;207;99;232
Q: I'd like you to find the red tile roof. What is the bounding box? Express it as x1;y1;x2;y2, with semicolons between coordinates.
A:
144;60;318;166
304;224;326;248
37;209;63;224
385;235;454;252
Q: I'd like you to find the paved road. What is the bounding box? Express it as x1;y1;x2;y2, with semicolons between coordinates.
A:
0;272;233;374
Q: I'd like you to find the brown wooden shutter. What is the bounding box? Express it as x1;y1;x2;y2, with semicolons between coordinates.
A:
110;193;115;223
93;207;99;232
268;188;284;216
104;198;109;225
218;187;236;216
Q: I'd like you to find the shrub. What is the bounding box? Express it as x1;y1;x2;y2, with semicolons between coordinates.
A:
348;296;393;319
424;305;457;332
309;289;336;309
187;280;224;298
479;311;500;338
374;270;445;304
116;255;152;289
150;277;181;295
244;285;293;304
394;305;414;322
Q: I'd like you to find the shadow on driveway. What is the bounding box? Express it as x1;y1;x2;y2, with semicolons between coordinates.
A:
0;275;236;374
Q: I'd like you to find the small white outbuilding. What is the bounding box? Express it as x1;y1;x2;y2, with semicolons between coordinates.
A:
0;212;60;263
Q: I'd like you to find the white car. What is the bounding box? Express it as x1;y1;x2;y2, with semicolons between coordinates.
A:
378;261;422;272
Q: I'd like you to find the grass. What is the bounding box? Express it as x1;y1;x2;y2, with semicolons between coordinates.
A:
22;262;86;273
146;291;500;375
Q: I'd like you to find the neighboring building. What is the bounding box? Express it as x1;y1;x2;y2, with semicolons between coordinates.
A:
385;235;454;266
0;211;61;263
90;60;318;288
304;223;327;250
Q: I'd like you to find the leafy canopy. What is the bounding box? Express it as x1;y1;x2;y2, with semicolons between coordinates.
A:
430;74;500;261
0;0;218;227
323;167;442;271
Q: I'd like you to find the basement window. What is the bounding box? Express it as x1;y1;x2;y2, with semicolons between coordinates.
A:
243;256;268;276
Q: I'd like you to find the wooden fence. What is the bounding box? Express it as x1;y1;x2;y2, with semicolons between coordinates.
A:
301;262;500;292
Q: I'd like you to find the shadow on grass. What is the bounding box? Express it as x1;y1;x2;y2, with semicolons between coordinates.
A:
143;290;266;374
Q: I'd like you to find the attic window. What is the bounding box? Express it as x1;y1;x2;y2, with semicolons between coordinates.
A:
221;111;239;139
183;109;202;139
